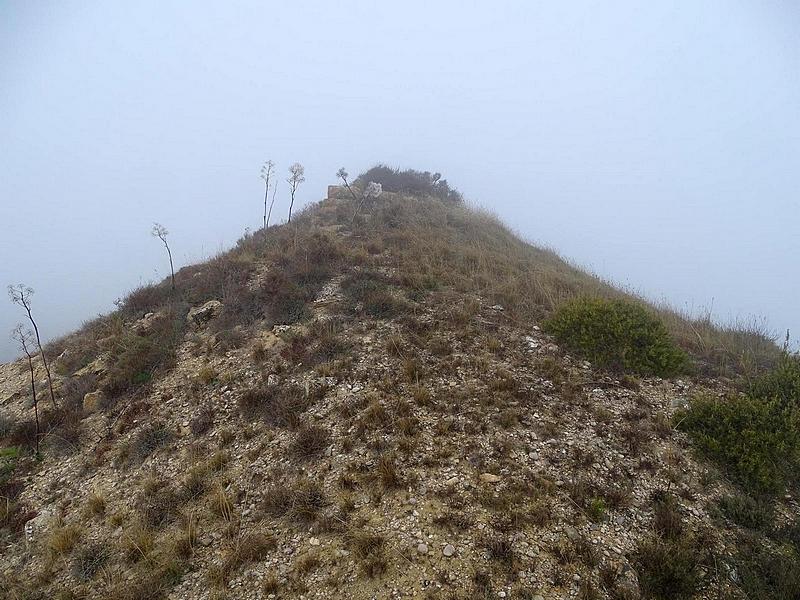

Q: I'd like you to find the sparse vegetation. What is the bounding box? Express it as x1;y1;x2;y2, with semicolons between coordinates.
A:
71;542;109;581
130;422;173;463
102;306;187;398
0;168;788;599
238;382;315;428
633;492;711;600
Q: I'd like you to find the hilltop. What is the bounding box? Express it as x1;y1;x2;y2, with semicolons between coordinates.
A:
1;167;798;600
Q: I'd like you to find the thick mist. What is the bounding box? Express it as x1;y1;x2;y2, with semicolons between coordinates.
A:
1;1;798;361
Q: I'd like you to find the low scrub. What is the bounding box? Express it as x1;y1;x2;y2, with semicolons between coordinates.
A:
732;533;800;600
102;305;187;398
716;493;774;530
678;392;799;495
545;297;688;376
342;270;406;317
633;492;712;600
262;478;327;524
748;354;800;407
357;164;462;203
634;536;706;600
238;383;315;428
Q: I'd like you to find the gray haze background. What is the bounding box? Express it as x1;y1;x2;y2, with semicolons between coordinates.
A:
1;1;798;361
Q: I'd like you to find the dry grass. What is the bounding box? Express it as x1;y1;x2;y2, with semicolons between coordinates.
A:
262;478;327;524
290;423;331;459
347;530;388;578
238;383;314;428
122;523;155;563
212;531;276;585
212;484;235;522
47;523;82;557
71;542;109;581
481;534;515;566
376;454;403;489
85;491;106;517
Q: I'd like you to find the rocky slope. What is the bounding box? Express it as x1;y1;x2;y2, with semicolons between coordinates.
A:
0;183;794;600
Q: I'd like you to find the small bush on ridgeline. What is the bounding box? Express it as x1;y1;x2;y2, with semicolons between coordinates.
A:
357;164;463;203
118;283;174;317
545;298;688;376
678;393;800;495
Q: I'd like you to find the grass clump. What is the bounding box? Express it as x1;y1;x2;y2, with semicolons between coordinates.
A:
238;383;313;428
634;537;703;600
47;523;82;557
71;542;109;581
212;531;276;585
347;530;388;578
545;297;687;376
130;422;173;463
262;478;327;524
290;423;330;459
633;494;710;600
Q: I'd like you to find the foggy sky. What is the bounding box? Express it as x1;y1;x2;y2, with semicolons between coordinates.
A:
1;1;798;362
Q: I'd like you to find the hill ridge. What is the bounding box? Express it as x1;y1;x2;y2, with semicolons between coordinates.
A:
1;179;795;600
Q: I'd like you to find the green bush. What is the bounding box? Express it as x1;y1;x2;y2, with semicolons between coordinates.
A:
545;298;687;376
678;393;800;495
748;354;800;407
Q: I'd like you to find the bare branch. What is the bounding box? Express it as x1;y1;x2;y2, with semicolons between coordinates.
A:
287;162;305;223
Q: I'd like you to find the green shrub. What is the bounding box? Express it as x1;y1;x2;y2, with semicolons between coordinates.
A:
678;393;800;495
545;298;687;376
748;354;800;407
